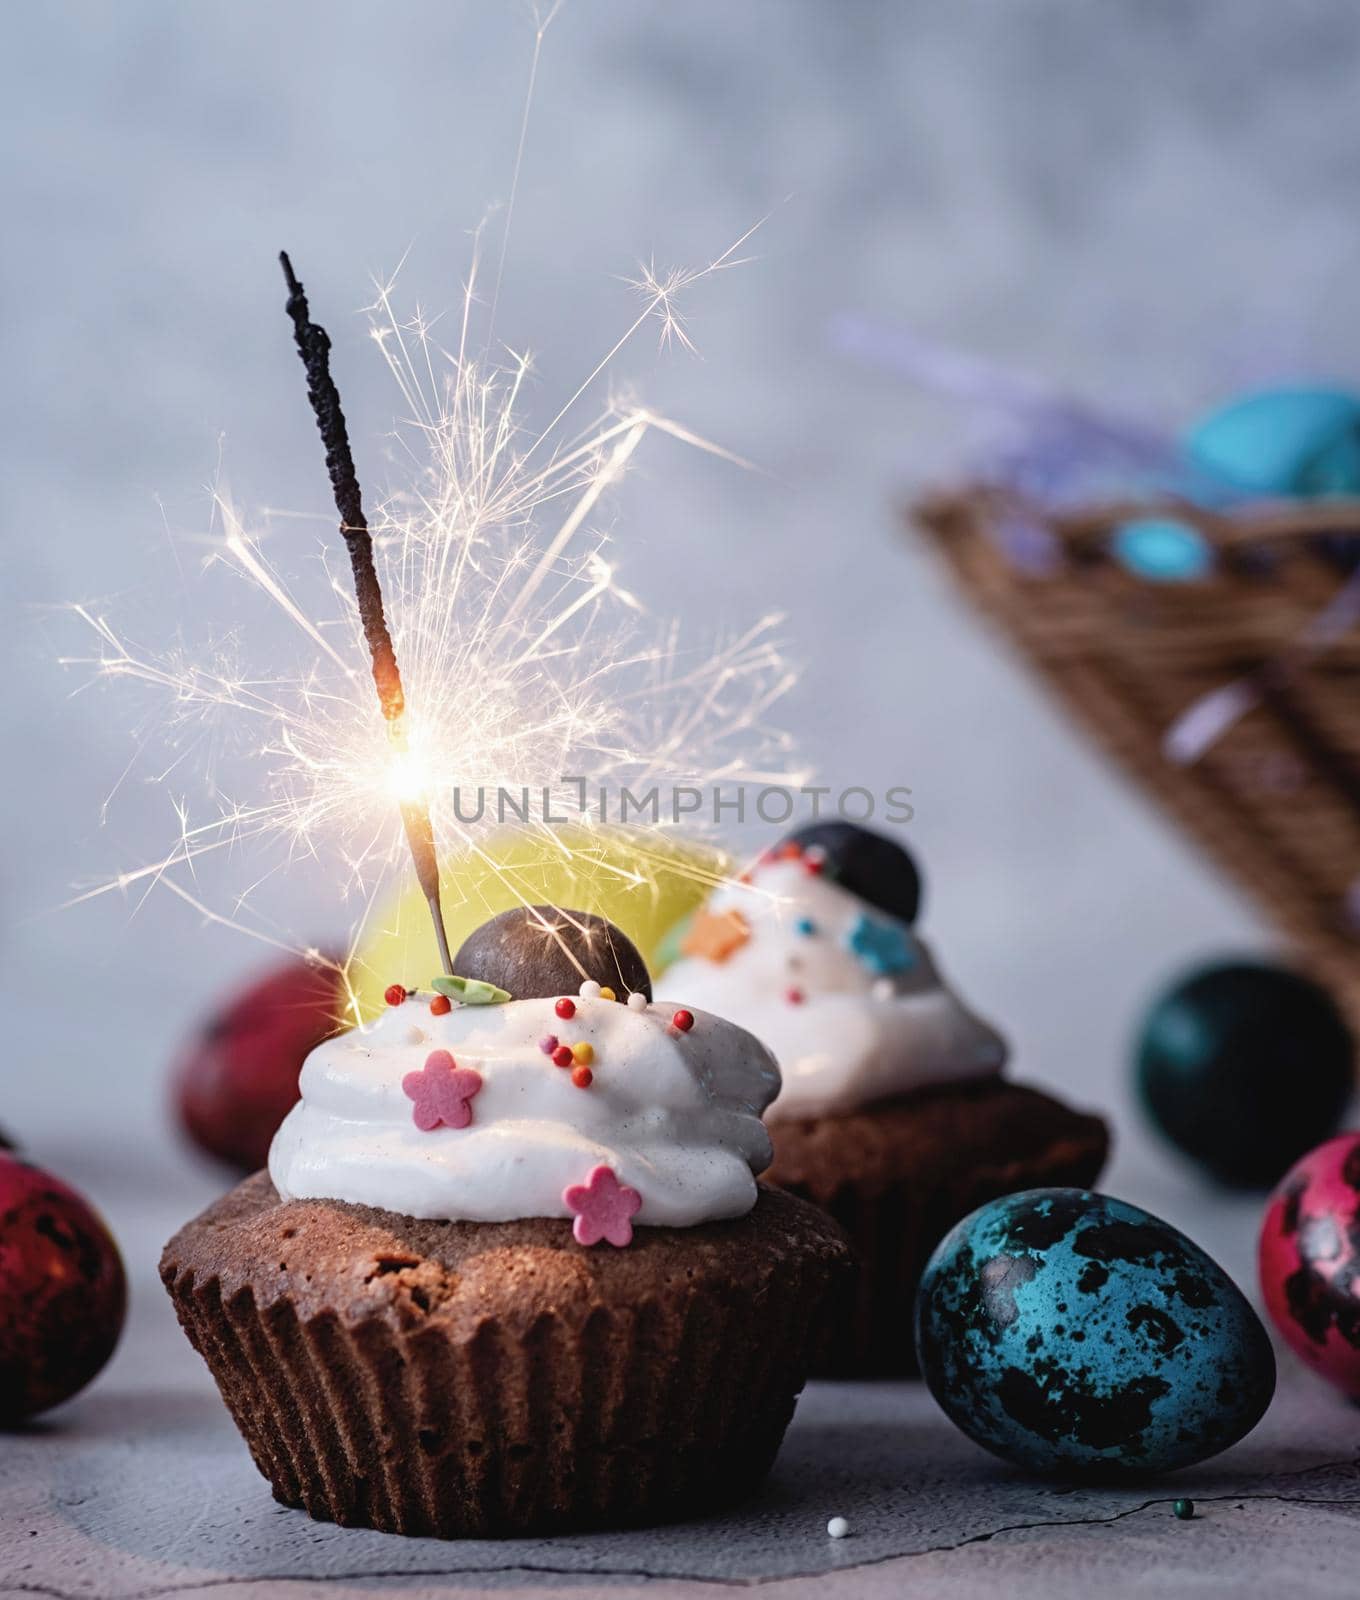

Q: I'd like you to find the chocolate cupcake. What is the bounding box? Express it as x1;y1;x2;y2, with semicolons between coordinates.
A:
162;909;850;1537
658;825;1109;1374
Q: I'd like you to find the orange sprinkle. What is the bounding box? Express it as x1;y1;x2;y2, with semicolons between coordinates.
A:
681;906;751;964
430;994;452;1016
571;1065;594;1089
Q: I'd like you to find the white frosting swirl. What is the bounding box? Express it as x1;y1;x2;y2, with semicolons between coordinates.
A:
268;992;779;1226
657;858;1006;1121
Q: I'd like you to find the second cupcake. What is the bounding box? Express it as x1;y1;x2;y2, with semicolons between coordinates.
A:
658;822;1109;1373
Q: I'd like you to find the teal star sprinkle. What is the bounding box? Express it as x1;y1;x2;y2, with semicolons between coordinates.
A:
846;913;915;976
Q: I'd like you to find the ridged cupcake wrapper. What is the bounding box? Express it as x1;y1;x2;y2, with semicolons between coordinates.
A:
783;1140;1109;1377
163;1244;837;1538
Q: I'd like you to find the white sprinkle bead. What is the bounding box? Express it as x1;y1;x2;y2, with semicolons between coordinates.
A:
871;978;895;1001
579;979;603;1000
405;1025;427;1046
827;1516;850;1540
626;991;648;1011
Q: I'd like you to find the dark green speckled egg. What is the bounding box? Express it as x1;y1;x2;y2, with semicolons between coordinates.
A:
914;1188;1275;1478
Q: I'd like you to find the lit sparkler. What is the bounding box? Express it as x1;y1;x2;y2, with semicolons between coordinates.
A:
280;249;453;979
62;224;799;1017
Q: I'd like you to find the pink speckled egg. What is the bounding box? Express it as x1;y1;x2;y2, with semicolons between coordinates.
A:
0;1155;126;1422
1259;1132;1360;1399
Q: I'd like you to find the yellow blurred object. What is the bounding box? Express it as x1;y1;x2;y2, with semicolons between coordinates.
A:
349;827;729;1021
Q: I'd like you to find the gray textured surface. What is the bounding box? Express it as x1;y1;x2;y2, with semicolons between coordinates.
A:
5;1;1360;1593
3;1145;1358;1600
4;1376;1359;1599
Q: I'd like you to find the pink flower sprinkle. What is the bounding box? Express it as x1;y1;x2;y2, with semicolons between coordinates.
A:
564;1163;642;1248
402;1049;483;1132
539;1033;558;1055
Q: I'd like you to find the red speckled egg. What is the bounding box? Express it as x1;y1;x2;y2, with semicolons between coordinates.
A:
174;956;345;1171
1259;1132;1360;1399
0;1155;127;1422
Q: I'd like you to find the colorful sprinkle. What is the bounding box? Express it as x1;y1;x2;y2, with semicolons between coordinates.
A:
564;1163;641;1247
803;847;827;877
796;917;818;936
1173;1499;1195;1521
827;1516;850;1540
779;841;802;860
430;994;452;1016
384;984;408;1007
846;912;915;976
680;906;751;964
555;997;576;1020
786;986;805;1005
626;991;648;1011
671;1009;695;1032
538;1034;558;1055
579;979;602;1000
571;1041;594;1066
571;1065;594;1089
871;978;896;1001
599;986;616;1002
402;1050;482;1132
552;1044;574;1068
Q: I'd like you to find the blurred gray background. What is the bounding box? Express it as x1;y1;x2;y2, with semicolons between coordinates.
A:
5;0;1360;1323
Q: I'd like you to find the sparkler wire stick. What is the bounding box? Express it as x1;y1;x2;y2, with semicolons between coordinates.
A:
279;250;454;978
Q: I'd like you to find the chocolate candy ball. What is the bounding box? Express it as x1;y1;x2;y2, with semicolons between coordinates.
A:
0;1155;127;1423
350;826;720;1021
784;821;922;925
174;956;345;1171
454;907;652;1002
1136;961;1354;1188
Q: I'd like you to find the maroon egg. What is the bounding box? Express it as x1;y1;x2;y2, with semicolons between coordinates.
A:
173;955;345;1171
0;1155;127;1423
1259;1132;1360;1400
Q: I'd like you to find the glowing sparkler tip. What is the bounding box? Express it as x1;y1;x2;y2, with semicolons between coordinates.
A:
386;747;431;806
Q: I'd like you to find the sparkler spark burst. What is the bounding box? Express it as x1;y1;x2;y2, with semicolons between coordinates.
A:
62;227;800;1016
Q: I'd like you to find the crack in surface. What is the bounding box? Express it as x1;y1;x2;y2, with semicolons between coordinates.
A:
4;1485;1360;1598
894;1487;1360;1560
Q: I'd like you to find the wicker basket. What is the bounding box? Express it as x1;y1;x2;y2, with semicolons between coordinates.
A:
912;486;1360;1024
